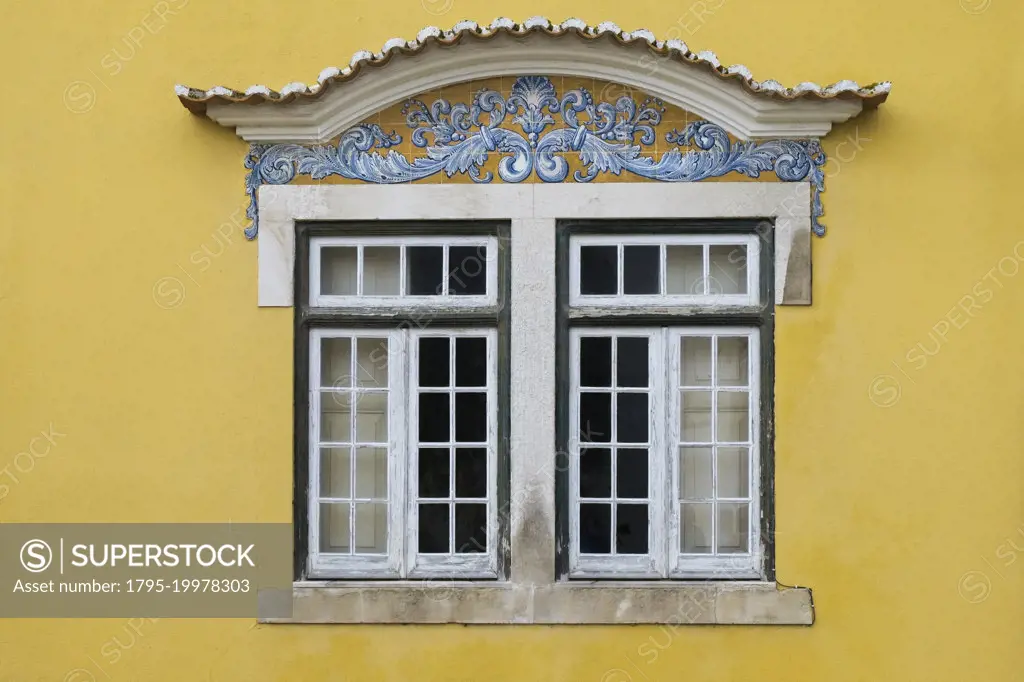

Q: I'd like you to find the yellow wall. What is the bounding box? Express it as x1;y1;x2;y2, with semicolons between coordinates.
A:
1;0;1022;679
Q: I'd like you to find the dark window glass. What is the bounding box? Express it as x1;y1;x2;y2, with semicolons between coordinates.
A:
623;245;660;294
418;337;450;387
454;393;487;442
579;246;617;295
418;503;449;553
616;393;648;443
580;503;611;554
448;246;487;296
418;448;450;498
455;337;487;387
454;503;487;552
407;246;444;295
579;393;611;443
579;448;611;498
579;337;612;387
616;504;648;554
418;393;450;442
455;448;487;498
616;337;648;388
616;448;648;498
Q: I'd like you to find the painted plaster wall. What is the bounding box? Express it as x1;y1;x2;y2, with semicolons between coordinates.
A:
0;0;1021;680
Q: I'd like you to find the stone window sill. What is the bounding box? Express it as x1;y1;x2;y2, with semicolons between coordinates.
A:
260;581;813;625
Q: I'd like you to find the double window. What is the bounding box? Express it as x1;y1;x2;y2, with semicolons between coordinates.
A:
298;220;772;582
560;228;769;579
298;226;508;579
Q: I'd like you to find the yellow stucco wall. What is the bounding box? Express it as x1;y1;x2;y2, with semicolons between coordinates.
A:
1;0;1022;679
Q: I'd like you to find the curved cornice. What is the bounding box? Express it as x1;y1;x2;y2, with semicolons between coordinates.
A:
175;17;890;142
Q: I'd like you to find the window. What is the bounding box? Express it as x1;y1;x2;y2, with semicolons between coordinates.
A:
558;223;772;580
297;224;509;580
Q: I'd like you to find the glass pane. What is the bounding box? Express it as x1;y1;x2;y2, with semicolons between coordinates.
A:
680;447;713;499
616;448;648;498
717;336;749;387
355;337;388;388
681;503;712;554
717;391;750;442
355;392;388;442
709;245;747;295
579;448;611;498
680;337;712;387
579;393;612;443
616;337;648;388
616;393;648;443
362;247;400;295
681;391;712;442
418;393;450;443
616;504;648;554
622;245;660;294
454;393;487;442
320;247;358;295
455;448;487;498
717;502;750;554
320;392;352;443
455;337;487;387
665;245;703;295
319;447;351;498
579;245;618;295
319;502;350;553
579;503;611;553
718;447;750;498
418;503;450;553
354;447;387;499
407;246;444;295
321;337;352;389
454;503;487;552
418;337;450;387
418;448;450;498
579;337;612;387
353;503;388;554
449;245;487;296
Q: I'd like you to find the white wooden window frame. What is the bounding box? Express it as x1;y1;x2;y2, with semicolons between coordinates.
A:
407;327;499;579
308;327;406;579
260;183;813;625
310;235;499;308
569;234;760;308
668;327;761;579
566;323;762;580
307;326;498;580
568;327;667;579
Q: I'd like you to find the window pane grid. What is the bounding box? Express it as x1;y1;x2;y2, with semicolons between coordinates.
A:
315;333;392;558
571;235;756;303
574;333;654;561
312;236;495;306
676;331;755;560
414;333;493;559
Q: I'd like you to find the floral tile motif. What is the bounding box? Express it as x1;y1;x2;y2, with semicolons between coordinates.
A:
243;75;826;239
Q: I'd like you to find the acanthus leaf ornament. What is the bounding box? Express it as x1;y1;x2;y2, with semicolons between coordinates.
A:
243;76;828;240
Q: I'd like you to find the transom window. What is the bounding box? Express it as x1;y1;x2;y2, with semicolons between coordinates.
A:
299;223;508;580
558;222;772;580
310;235;499;307
570;234;759;306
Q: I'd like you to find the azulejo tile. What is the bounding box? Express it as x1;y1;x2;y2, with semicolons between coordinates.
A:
243;75;826;239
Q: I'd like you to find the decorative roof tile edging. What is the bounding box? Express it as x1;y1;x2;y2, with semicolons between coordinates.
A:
241;75;827;240
175;16;890;114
